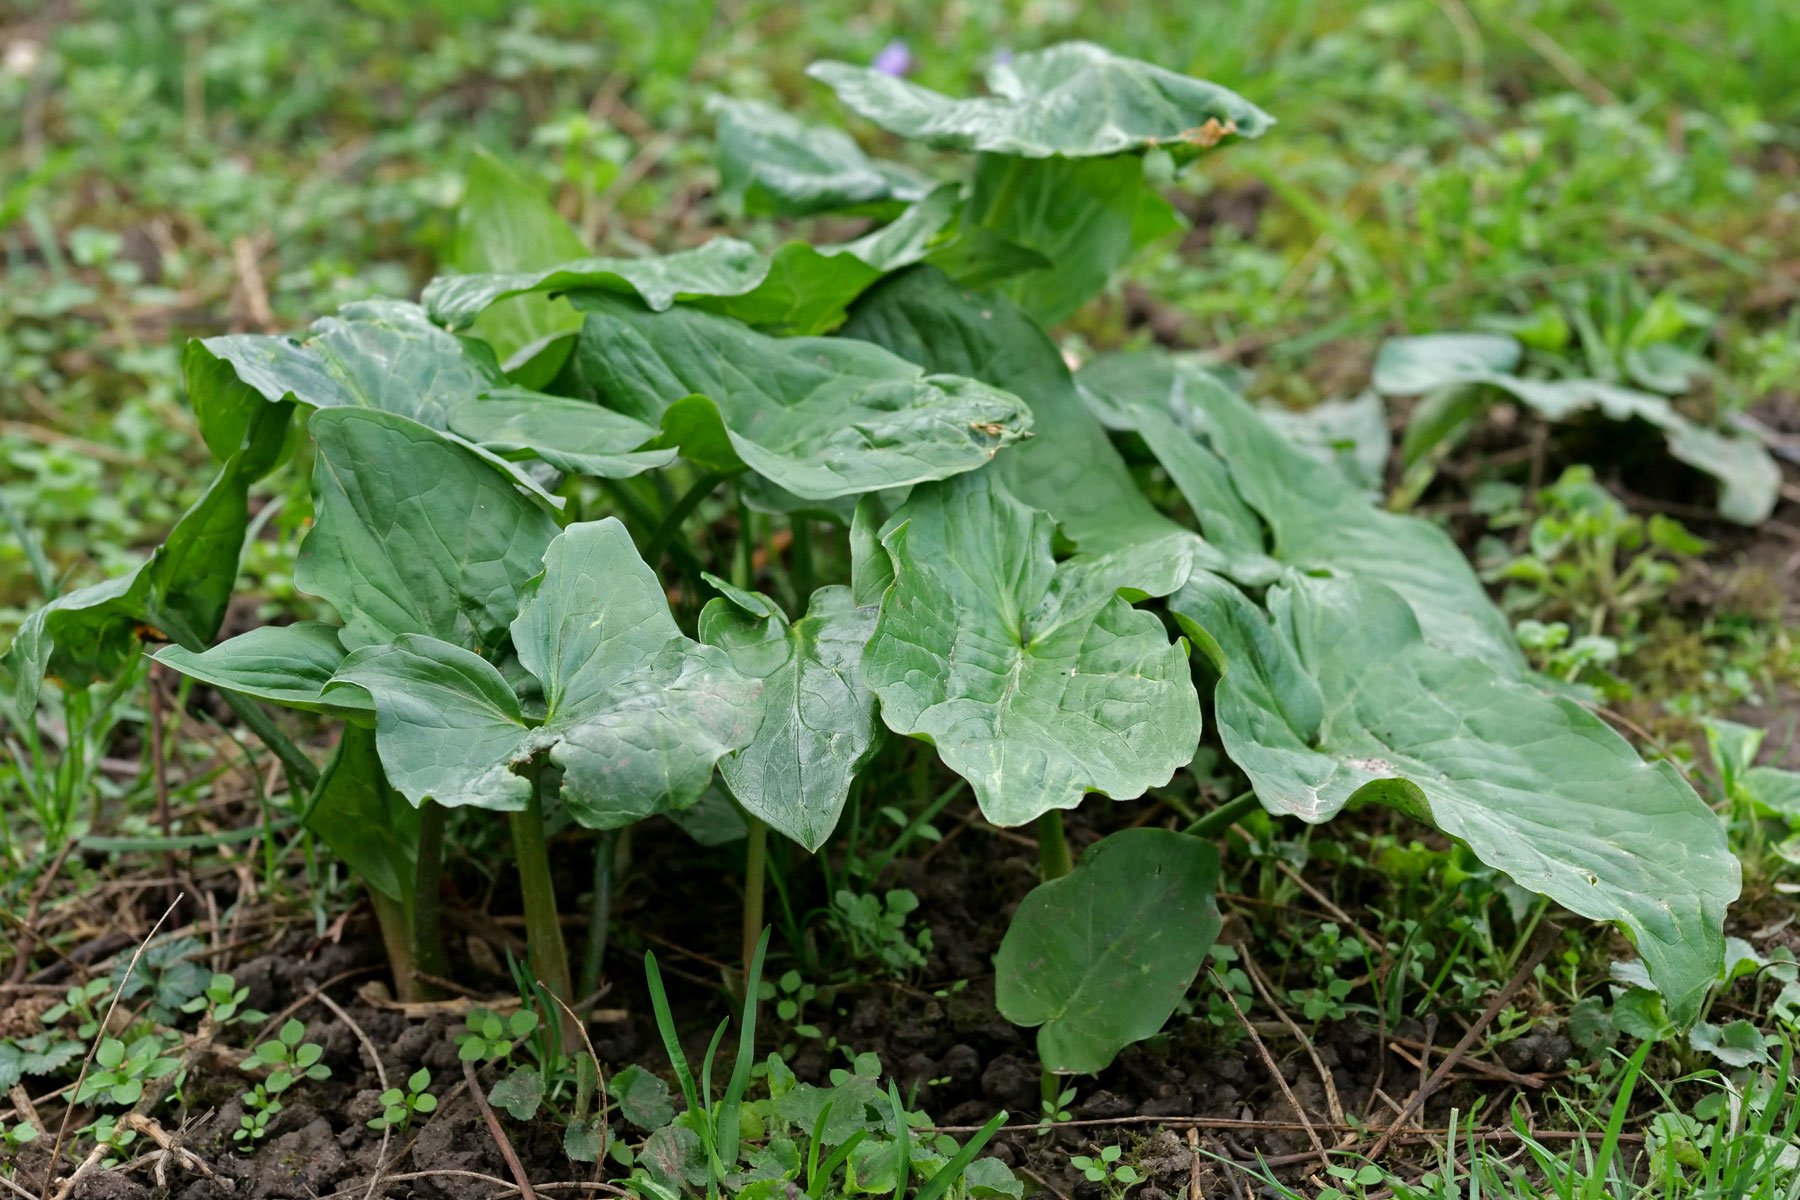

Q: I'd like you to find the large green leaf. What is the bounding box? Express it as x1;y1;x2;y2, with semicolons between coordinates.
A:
154;623;369;715
296;408;562;655
1081;351;1522;672
573;293;1031;500
1073;355;1272;575
305;723;420;902
699;579;879;852
842;268;1187;570
1375;332;1779;525
190;300;504;444
964;153;1179;326
863;471;1201;826
423;239;766;333
1372;332;1521;393
808;42;1272;160
447;390;675;480
995;829;1221;1074
1170;569;1736;1024
710;95;929;217
1254;391;1391;496
329;520;759;827
328;634;534;812
424;185;961;339
450;148;590;368
5;401;293;723
693;185;960;334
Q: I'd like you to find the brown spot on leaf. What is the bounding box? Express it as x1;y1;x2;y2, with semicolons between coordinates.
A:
1182;117;1238;148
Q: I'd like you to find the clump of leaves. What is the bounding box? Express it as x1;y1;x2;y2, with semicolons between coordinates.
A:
828;889;932;978
77;1034;180;1107
1481;465;1706;655
1071;1144;1143;1198
1;38;1745;1085
630;930;1016;1200
234;1019;330;1146
0;1031;83;1090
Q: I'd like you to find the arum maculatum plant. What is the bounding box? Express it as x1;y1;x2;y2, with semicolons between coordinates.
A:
5;43;1737;1073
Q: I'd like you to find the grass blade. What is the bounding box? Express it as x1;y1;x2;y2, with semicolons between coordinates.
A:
716;926;769;1166
643;950;701;1115
915;1109;1009;1200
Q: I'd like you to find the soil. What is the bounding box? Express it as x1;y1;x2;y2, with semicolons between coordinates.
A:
7;798;1587;1200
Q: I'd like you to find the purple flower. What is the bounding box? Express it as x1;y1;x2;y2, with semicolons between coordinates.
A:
992;47;1013;66
873;40;912;77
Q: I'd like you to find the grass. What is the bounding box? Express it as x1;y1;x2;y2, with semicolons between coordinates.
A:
3;1;1798;1194
1219;1044;1800;1199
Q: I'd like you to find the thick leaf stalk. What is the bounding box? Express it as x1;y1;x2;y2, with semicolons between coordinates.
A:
511;766;576;1033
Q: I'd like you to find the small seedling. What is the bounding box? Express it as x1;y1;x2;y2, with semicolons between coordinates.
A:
44;979;111;1039
830;888;932;977
76;1034;181;1106
236;1082;282;1144
1037;1086;1076;1135
1318;1162;1387;1200
234;1019;330;1146
240;1018;330;1085
83;1114;139;1165
2;1120;40;1153
1071;1144;1142;1197
457;1008;539;1064
370;1067;437;1131
181;972;264;1026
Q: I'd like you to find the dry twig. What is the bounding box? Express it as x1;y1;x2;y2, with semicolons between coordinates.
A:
464;1058;538;1200
309;986;392;1200
1366;923;1560;1161
41;897;182;1200
1208;968;1324;1156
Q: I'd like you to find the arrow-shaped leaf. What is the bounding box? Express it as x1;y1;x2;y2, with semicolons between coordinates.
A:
296;408;562;655
808;42;1272;160
189;300;504;446
700;579;879;852
842;269;1187;575
1079;351;1522;672
423;239;766;333
447;390;675;480
154;622;368;715
710;94;931;218
862;471;1201;826
329;520;759;827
